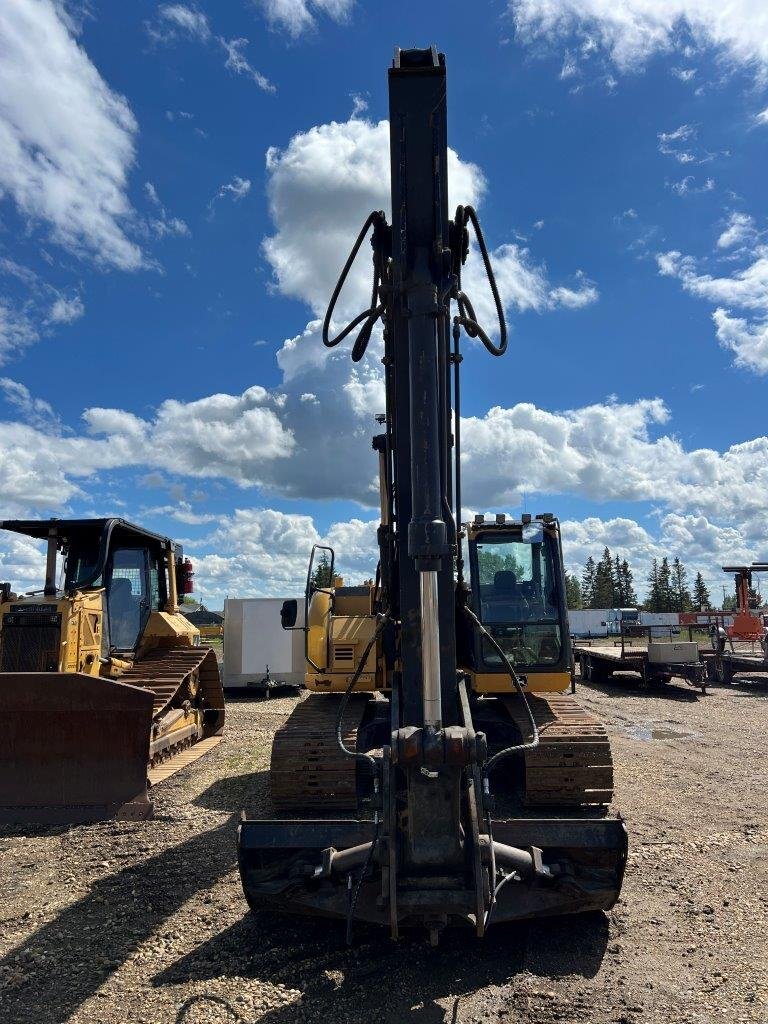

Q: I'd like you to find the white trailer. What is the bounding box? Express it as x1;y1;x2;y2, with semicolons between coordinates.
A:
223;598;305;693
568;609;610;638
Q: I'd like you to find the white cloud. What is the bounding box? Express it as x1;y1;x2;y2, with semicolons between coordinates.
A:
210;176;252;207
144;181;190;239
189;507;377;601
716;211;756;250
220;37;275;93
671;66;696;81
0;377;59;429
255;0;354;38
0;0;143;270
156;4;211;41
0;532;47;595
659;240;768;372
560;511;764;596
509;0;768;76
0;302;38;363
46;294;85;324
667;175;714;195
262;116;596;326
756;106;768;125
147;5;275;92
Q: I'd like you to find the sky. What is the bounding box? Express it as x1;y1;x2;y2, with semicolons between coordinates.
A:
1;0;768;606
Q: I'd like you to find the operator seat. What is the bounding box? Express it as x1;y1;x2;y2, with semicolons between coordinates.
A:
482;570;529;623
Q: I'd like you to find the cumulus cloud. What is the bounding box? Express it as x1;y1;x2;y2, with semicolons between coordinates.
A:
262;117;596;327
189;508;377;601
560;511;765;596
509;0;768;76
0;0;143;270
658;242;768;372
255;0;354;38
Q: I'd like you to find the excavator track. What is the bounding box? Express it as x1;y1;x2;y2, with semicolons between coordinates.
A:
119;646;225;777
270;693;369;814
500;693;614;807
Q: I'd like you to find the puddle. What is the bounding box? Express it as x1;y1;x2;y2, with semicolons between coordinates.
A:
627;724;698;741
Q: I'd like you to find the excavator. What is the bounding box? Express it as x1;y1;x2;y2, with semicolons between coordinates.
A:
0;518;225;823
238;46;627;941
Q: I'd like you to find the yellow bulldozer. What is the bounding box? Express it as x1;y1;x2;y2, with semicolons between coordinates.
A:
0;518;225;823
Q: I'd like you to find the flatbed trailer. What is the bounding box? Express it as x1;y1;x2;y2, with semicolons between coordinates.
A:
575;626;707;694
703;638;768;687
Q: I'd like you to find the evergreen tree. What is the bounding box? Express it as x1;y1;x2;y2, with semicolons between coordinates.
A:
592;547;616;608
581;557;597;609
671;557;693;613
564;572;583;609
311;552;333;589
658;557;673;612
693;572;711;611
645;559;661;611
620;559;638;605
613;554;624;604
722;593;737;612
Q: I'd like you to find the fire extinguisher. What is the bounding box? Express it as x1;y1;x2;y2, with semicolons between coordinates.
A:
176;557;195;595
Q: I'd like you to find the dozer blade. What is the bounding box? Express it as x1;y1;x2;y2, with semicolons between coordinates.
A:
0;672;155;824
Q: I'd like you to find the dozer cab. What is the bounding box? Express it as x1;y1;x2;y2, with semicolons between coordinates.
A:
237;47;626;942
0;518;225;823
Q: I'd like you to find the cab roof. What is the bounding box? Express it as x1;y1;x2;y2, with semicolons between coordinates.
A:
1;518;174;550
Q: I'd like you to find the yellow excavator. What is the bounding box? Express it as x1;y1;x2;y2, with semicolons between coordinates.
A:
237;47;626;942
0;518;225;823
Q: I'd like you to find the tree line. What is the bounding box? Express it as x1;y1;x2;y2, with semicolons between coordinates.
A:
565;547;712;612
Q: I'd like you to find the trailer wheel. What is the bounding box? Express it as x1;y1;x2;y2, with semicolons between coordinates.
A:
582;655;593;682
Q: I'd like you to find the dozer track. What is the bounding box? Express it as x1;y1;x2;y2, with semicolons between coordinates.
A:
270;693;369;814
120;645;225;772
500;693;614;807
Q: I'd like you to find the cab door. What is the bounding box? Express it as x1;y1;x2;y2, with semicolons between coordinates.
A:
107;547;150;651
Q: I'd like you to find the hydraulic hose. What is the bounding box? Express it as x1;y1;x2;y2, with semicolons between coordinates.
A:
452;205;508;357
334;611;391;774
462;605;539;768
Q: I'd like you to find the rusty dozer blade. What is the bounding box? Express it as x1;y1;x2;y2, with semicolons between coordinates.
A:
0;672;155;824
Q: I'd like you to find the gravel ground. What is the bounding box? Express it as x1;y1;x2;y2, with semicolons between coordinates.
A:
1;677;766;1024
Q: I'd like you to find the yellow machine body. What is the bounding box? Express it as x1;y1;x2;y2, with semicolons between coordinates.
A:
0;517;225;824
304;580;382;692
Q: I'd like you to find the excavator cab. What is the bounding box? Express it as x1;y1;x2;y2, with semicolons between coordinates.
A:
0;518;224;823
460;515;573;693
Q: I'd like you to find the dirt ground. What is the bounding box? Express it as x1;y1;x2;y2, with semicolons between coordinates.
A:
1;675;766;1024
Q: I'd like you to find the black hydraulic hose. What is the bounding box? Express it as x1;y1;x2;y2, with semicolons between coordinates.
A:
462;605;539;768
452;320;465;582
334;612;391;774
452;205;507;357
323;210;387;359
345;813;381;945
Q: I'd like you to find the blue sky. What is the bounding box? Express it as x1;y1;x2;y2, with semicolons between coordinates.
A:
1;0;768;603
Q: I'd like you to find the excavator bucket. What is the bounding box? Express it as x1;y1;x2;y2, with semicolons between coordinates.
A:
0;673;155;824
